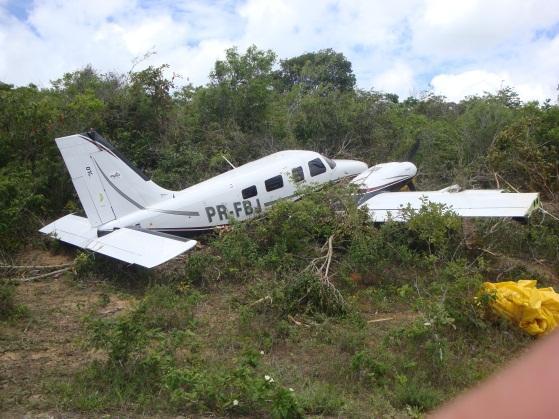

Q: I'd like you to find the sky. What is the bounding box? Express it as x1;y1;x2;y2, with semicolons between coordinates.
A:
1;0;558;102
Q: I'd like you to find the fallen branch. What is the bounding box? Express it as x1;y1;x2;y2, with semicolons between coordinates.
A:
0;262;74;270
304;235;347;311
249;295;273;306
9;267;71;283
478;248;500;257
287;314;309;327
367;317;394;323
322;235;334;278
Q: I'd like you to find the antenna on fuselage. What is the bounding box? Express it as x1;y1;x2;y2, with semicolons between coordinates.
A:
222;155;236;169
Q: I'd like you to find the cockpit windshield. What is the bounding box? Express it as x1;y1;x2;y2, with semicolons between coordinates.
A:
322;155;336;169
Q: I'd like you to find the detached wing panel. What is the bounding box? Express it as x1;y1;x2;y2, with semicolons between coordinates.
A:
40;214;196;268
361;190;540;222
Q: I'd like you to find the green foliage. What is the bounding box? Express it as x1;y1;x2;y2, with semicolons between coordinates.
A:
342;200;464;285
61;284;302;417
0;165;46;252
350;349;389;383
1;46;557;257
164;357;302;418
2;45;558;417
296;382;346;415
475;215;559;268
277;48;356;92
489;113;559;196
394;380;441;412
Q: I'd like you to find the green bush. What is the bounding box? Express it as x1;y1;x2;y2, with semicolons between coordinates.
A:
0;280;28;321
164;355;302;418
350;349;389;383
65;284;302;417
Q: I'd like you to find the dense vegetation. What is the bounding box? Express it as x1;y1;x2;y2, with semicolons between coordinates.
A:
1;46;558;417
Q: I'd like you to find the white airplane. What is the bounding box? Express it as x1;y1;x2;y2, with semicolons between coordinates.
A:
40;131;540;268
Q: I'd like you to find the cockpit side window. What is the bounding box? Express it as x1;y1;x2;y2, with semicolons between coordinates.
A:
323;156;336;169
308;158;327;177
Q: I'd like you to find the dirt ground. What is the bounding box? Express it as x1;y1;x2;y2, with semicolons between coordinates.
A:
0;250;134;417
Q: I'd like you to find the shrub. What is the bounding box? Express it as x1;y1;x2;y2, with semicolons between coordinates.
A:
0;280;28;321
350;349;389;384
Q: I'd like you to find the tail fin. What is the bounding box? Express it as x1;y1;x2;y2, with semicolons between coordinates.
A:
56;131;173;227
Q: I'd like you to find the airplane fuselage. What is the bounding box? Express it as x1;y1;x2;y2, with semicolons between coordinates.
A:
100;150;368;234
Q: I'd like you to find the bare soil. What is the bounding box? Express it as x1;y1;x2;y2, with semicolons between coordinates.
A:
0;250;134;417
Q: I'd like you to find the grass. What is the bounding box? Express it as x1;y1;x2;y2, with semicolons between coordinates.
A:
2;187;555;417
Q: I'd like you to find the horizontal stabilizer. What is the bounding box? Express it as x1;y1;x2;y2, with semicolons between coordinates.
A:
360;190;540;222
39;214;98;247
40;214;196;268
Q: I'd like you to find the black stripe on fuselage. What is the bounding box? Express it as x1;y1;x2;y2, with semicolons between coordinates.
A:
149;209;200;217
150;227;217;238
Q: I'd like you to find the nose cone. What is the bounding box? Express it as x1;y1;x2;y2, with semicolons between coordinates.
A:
351;161;417;191
333;159;368;178
402;162;418;177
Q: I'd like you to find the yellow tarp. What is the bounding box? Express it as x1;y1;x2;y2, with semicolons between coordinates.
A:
482;280;559;336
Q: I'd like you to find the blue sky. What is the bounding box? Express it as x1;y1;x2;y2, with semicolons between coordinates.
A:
1;0;558;102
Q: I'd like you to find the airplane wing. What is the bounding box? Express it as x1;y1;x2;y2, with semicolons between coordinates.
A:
40;214;197;268
360;190;540;222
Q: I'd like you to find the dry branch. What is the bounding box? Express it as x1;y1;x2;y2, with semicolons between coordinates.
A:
9;267;71;282
0;262;74;270
304;235;347;311
249;295;273;306
367;317;394;323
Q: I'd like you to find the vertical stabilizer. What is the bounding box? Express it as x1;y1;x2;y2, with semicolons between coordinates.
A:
55;131;173;226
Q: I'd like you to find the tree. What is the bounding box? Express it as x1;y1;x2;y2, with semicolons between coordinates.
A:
276;49;356;92
203;45;277;132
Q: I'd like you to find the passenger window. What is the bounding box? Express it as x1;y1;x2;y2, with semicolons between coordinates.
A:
292;166;304;182
265;175;284;191
308;158;327;177
242;185;257;199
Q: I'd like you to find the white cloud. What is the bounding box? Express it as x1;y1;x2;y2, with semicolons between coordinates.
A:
431;70;509;101
372;62;415;98
412;0;559;59
430;28;559;102
0;0;557;102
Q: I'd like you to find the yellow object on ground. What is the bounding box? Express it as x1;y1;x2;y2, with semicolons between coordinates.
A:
482;280;559;336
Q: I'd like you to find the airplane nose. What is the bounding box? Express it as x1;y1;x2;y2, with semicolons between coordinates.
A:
333;159;368;178
404;162;418;177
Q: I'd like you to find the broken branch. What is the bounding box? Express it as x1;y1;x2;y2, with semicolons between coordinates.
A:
10;267;71;282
